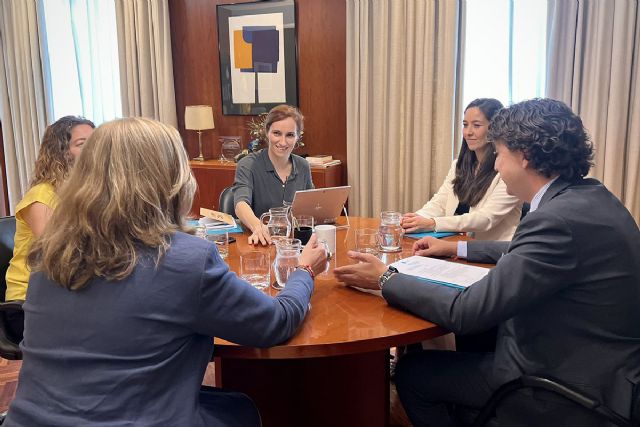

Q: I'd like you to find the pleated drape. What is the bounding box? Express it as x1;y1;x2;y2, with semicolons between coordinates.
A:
346;0;462;217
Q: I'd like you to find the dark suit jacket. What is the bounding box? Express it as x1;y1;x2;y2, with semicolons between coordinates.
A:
383;178;640;417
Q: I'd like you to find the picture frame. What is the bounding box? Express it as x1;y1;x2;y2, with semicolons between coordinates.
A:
217;0;298;115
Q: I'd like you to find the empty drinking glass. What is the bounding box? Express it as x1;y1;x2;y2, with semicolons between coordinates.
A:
205;229;229;259
355;228;380;255
240;251;271;290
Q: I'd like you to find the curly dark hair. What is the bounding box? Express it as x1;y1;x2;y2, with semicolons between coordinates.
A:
488;98;594;182
453;98;504;206
31;115;95;189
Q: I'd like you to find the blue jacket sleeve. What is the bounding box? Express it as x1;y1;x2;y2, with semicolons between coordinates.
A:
193;248;313;347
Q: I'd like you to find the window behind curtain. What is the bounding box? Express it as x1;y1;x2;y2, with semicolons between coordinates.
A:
462;0;548;108
40;0;121;125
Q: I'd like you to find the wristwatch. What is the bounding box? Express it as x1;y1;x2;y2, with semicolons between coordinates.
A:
378;266;398;290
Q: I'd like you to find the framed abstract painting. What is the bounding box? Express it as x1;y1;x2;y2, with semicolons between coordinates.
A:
217;0;298;115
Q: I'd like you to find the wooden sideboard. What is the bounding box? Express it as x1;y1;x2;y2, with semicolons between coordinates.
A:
189;159;344;216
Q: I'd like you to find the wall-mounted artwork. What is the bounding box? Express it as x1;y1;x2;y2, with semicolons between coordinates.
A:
217;0;298;115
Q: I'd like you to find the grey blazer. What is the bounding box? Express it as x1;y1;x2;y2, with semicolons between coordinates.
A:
383;178;640;418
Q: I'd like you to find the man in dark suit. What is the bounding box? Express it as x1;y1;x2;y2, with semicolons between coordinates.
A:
334;98;640;426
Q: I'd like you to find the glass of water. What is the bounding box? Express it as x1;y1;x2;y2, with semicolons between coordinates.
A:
378;211;404;253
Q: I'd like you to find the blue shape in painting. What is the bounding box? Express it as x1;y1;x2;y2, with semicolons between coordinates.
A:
241;26;279;73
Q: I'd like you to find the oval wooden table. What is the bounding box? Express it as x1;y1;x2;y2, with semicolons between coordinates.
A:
214;217;470;427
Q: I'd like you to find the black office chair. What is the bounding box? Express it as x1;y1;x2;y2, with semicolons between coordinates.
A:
474;375;636;427
0;216;23;361
218;186;235;216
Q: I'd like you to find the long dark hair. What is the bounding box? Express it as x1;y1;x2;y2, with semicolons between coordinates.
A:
452;98;504;206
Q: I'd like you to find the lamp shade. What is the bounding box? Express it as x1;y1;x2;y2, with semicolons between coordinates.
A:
185;105;215;130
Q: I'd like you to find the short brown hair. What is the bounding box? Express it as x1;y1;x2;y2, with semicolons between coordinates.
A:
263;104;304;135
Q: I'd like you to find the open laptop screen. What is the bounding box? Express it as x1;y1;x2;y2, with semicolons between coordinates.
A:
290;186;351;224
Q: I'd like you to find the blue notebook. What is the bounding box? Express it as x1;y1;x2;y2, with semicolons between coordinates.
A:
404;231;459;240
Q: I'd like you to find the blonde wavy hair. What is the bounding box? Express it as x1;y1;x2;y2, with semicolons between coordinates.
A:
31;115;95;189
28;117;197;290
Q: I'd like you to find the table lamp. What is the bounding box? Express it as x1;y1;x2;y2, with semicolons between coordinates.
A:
185;105;215;161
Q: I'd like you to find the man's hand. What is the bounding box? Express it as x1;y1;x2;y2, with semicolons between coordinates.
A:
401;212;435;233
333;251;388;290
412;237;457;257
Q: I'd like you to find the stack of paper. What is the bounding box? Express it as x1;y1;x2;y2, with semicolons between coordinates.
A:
390;255;489;289
198;208;243;234
305;154;333;165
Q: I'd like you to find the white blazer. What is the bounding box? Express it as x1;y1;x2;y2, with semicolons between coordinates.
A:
415;160;522;241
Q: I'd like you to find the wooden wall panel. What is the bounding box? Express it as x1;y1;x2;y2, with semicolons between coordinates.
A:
169;0;347;169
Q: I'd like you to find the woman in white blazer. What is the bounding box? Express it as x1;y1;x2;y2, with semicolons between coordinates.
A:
402;98;521;241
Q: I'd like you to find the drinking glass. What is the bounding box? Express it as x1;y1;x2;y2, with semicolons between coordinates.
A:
240;251;271;290
206;229;229;260
355;228;380;255
379;211;404;253
194;225;206;239
293;215;314;245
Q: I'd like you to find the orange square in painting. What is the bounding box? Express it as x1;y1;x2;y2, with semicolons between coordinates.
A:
233;30;253;69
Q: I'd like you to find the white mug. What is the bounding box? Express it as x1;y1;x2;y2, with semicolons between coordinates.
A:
314;224;337;255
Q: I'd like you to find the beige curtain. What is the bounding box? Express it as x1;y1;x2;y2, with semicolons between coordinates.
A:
0;0;49;212
115;0;177;127
546;0;640;222
346;0;462;217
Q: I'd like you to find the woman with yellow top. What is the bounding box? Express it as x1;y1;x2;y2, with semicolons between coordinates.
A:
5;116;95;301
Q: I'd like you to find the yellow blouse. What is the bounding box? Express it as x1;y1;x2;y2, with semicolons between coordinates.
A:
5;183;57;301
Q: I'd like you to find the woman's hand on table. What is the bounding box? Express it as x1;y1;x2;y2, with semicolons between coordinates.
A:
401;213;435;233
333;251;388;290
412;237;457;258
299;234;328;277
248;223;272;245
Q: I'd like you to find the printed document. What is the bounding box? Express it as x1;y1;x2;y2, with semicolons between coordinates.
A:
390;256;489;289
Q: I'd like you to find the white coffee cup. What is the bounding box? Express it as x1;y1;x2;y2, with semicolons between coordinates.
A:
314;224;337;254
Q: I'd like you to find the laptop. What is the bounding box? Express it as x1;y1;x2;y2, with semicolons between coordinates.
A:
290;186;351;224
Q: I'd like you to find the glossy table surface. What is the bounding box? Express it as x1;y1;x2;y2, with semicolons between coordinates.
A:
214;216;481;359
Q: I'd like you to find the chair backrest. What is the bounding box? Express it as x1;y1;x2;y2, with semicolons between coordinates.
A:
474;375;633;427
0;216;17;302
0;216;22;360
218;186;235;216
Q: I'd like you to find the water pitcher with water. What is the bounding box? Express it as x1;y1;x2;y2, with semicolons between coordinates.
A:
259;207;291;242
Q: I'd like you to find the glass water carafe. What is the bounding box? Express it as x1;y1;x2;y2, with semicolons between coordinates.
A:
259;207;291;243
273;238;302;290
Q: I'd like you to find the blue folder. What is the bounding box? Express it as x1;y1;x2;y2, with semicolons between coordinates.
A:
404;231;459;239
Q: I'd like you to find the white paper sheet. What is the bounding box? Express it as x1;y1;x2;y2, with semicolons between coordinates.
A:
390;256;489;289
